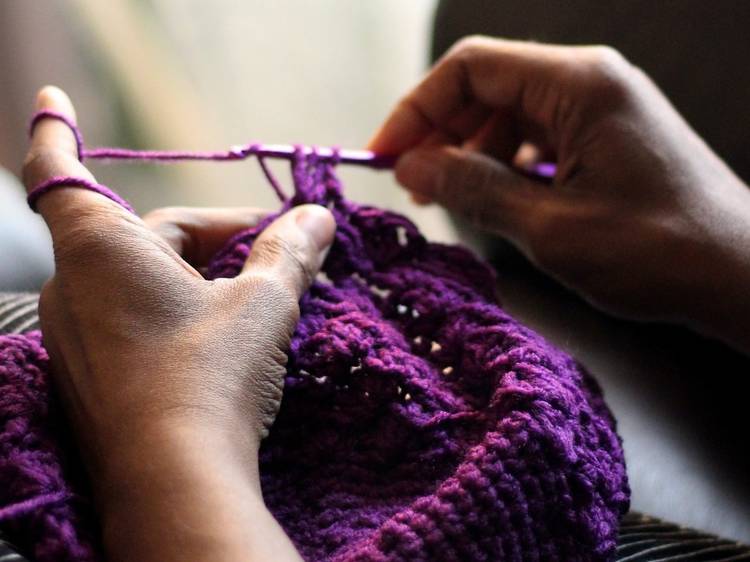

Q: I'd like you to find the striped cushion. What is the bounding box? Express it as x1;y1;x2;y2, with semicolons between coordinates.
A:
0;539;27;562
617;513;750;561
0;293;40;334
0;534;26;562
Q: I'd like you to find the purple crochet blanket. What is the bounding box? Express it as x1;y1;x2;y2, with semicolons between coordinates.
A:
0;148;629;561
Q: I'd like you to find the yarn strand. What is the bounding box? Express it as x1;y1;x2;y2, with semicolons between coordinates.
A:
27;176;136;214
27;110;392;209
0;491;69;522
29;110;395;169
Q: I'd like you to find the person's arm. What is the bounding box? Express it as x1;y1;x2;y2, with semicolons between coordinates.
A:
369;36;750;353
99;422;301;561
22;86;335;561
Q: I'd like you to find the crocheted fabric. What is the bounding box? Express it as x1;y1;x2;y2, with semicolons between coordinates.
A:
0;151;629;561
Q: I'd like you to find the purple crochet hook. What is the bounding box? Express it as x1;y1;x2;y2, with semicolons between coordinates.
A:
252;145;397;169
81;143;397;170
30;109;397;170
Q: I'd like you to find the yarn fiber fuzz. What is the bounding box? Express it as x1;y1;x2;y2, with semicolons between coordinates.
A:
1;152;629;561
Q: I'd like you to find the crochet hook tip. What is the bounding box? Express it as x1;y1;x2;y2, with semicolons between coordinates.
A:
339;149;397;170
260;144;396;169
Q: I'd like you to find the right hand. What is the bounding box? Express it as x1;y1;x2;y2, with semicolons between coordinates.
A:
369;36;750;351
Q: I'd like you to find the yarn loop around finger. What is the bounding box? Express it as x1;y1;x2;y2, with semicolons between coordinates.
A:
28;110;85;162
27;176;136;214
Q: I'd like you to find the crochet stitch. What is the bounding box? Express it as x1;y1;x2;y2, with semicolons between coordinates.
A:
0;113;629;561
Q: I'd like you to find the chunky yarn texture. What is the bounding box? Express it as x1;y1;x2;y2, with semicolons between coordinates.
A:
1;122;629;560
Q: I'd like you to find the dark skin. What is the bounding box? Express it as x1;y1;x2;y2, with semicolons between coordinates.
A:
370;37;750;353
21;36;750;561
24;87;325;561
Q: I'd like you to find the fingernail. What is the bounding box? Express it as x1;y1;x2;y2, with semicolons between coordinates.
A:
295;205;336;253
396;150;437;199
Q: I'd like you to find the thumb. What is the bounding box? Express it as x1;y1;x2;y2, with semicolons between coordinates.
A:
395;145;547;241
241;204;336;300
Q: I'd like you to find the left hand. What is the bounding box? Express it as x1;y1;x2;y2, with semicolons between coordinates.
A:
23;86;333;561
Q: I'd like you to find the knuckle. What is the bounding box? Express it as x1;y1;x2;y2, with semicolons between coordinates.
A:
448;35;496;61
577;46;633;104
452;35;486;53
396;96;426;125
22;148;78;189
587;45;628;68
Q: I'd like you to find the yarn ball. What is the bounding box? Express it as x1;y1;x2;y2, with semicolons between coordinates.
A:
0;152;629;561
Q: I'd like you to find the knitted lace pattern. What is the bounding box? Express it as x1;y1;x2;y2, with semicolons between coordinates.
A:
0;151;629;561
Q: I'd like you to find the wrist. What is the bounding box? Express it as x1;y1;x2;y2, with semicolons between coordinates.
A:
96;421;270;561
689;251;750;354
95;417;262;506
683;182;750;353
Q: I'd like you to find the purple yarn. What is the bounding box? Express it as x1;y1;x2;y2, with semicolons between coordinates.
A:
206;153;630;561
0;332;97;561
27;176;136;215
1;115;628;561
29;110;85;161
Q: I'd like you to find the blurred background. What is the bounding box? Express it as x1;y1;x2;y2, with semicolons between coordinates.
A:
0;0;449;290
1;0;749;545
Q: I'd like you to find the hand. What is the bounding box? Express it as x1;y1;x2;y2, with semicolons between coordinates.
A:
23;86;332;561
369;37;750;352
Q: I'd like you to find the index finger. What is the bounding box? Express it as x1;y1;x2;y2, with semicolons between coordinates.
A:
367;37;573;156
22;86;131;233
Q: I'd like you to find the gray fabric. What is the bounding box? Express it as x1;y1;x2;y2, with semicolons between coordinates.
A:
0;538;26;562
617;513;750;561
0;292;40;334
0;168;53;292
